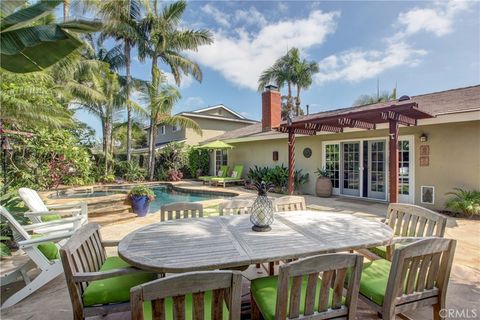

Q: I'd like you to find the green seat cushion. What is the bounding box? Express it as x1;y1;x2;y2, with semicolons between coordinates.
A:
31;234;59;260
369;243;407;259
251;275;340;320
358;259;392;306
40;214;61;222
82;256;156;307
142;291;229;320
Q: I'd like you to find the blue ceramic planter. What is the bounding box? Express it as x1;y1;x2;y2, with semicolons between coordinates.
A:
130;195;150;217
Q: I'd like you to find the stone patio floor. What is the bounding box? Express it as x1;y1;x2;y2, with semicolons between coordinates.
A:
1;182;479;319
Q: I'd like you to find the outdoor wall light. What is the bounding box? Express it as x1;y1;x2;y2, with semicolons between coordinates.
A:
420;133;428;142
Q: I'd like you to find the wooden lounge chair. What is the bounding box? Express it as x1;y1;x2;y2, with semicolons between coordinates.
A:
251;253;364;320
18;187;88;234
368;203;447;260
0;206;78;309
357;238;456;320
198;165;229;184
60;223;157;320
211;165;244;188
160;202;203;221
219;198;254;215
273;196;306;212
131;270;243;320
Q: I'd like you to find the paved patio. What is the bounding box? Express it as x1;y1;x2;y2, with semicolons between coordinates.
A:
1;184;479;319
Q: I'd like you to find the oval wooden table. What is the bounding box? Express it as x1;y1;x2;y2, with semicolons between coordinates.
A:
118;210;394;273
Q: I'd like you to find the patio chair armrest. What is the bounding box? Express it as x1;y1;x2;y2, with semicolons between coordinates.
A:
18;232;74;248
380;218;386;223
101;240;120;247
73;267;147;282
46;202;86;210
25;209;82;217
390;236;429;245
23;216;83;231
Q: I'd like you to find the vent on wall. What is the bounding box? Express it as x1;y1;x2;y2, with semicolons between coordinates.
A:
420;186;435;204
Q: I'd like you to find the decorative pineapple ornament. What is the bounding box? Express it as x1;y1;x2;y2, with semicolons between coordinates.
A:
250;181;274;232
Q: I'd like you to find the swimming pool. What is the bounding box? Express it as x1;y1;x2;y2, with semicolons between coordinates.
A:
50;190;125;199
148;185;230;212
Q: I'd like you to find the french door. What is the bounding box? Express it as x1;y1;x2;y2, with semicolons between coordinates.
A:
323;136;413;202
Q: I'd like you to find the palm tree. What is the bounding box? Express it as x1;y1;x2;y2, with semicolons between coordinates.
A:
99;0;144;162
138;77;201;180
258;48;319;116
0;0;100;73
352;88;397;106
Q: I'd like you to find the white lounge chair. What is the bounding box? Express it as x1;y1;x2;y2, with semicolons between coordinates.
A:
18;187;88;234
0;206;78;309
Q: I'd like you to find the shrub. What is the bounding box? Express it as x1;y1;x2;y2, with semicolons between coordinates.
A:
247;164;309;194
115;161;146;181
188;148;210;178
167;169;183;181
128;185;155;201
155;142;188;180
445;188;480;217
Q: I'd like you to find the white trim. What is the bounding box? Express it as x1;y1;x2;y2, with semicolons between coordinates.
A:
179;112;257;124
420;186;435;205
398;135;415;204
192;104;246;119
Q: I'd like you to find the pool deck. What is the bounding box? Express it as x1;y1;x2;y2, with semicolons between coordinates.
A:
2;181;479;319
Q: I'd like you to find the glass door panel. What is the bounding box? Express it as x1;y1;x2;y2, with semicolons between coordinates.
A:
325;144;340;193
341;142;360;196
368;140;386;200
398;139;414;203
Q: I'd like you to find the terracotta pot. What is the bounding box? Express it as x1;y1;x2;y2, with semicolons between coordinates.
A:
316;177;332;197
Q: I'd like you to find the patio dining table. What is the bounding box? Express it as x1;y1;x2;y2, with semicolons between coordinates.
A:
118;210;394;273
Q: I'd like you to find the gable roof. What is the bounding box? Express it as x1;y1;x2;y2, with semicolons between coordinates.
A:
190;104;246;119
206;85;480;143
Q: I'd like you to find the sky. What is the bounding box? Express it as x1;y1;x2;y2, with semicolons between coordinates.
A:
75;0;480;138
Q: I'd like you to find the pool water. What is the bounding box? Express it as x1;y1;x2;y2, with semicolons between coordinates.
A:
148;185;229;212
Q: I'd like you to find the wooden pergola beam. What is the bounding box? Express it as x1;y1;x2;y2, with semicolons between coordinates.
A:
338;118;376;130
381;111;416;126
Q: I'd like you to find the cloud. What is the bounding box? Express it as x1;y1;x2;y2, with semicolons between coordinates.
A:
190;10;340;90
234;7;267;28
390;0;472;41
315;42;427;83
176;96;205;113
315;0;469;84
201;4;230;28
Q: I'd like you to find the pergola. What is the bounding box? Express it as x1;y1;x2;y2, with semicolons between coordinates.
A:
277;99;435;202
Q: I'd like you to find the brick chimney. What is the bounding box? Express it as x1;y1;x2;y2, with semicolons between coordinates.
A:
262;85;281;131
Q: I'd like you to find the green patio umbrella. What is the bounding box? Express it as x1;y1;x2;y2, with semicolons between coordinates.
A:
195;140;234;150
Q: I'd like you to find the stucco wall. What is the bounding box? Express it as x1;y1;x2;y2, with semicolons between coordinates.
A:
227;120;480;210
184;117;253;145
154;125;186;145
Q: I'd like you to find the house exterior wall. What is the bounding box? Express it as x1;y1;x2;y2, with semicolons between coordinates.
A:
199;107;239;119
227;120;480;210
152;117;253;146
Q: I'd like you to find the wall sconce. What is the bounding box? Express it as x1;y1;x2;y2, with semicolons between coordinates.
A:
273;151;279;161
420;133;428;142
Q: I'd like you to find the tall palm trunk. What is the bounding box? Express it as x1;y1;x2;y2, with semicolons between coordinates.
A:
103;121;111;176
125;41;133;162
286;82;293;113
147;116;156;180
63;0;70;22
295;85;301;116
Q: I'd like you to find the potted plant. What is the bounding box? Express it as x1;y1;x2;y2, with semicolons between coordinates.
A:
315;168;332;197
128;186;155;217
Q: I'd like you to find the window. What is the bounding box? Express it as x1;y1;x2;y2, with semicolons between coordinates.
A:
215;149;228;173
160;126;165;135
342;142;360;190
172;124;181;132
324;144;340;189
398;140;410;195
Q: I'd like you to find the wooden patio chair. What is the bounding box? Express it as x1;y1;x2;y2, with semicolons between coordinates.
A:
358;238;456;320
160;202;204;222
131;270;243;320
18;187;88;234
251;253;364;320
219;198;254;216
369;203;447;260
273;196;306;212
0;206;77;309
59;223;157;320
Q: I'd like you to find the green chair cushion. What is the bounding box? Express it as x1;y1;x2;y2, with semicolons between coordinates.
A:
82;256;156;307
251;275;340;320
40;214;62;222
142;291;229;320
357;259;392;306
199;166;229;181
31;234;59;260
369;243;407;259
